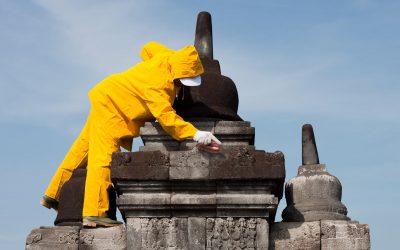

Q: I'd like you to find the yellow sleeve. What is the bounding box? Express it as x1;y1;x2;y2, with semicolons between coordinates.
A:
143;87;198;141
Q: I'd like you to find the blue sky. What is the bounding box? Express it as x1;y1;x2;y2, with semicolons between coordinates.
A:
1;0;399;249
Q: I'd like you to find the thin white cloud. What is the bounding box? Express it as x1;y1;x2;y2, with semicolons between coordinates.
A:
216;22;400;123
1;0;399;130
0;0;190;128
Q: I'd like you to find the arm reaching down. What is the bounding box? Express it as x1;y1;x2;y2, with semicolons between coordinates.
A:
143;87;198;141
193;131;221;145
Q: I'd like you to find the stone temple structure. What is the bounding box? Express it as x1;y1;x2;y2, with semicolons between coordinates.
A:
26;12;370;249
269;124;370;249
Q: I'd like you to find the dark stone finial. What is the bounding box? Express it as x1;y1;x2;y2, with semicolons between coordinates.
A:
195;11;213;59
302;124;319;165
173;11;241;121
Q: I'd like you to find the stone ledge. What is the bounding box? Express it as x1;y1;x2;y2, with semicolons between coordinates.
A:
111;147;285;181
269;220;370;250
139;121;256;151
113;180;281;221
26;225;126;250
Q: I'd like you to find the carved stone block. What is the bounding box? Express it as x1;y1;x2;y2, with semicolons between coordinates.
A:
170;150;210;179
111;151;169;180
206;218;268;250
26;226;80;250
321;220;370;250
79;225;126;250
126;218;188;250
188;217;206;250
269;221;320;250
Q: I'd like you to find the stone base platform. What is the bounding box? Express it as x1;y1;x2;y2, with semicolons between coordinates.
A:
269;220;370;250
26;225;126;250
127;217;269;250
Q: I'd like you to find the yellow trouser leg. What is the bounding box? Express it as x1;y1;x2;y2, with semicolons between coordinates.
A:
82;114;119;217
44;119;90;201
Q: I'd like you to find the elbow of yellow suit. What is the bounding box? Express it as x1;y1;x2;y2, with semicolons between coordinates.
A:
152;105;198;141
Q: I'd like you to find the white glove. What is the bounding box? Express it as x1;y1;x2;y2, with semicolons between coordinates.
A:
193;131;222;145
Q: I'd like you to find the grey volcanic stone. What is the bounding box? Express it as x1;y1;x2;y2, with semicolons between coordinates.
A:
79;225;126;250
55;168;117;226
188;217;206;250
321;220;370;250
125;218;141;249
208;149;285;180
270;220;371;250
283;124;348;222
269;222;320;250
139;120;255;152
26;226;80;250
302;124;319;165
111;151;169;180
283;164;349;222
111;120;285;248
125;218;189;250
169;149;210;179
26;225;126;250
206;218;269;249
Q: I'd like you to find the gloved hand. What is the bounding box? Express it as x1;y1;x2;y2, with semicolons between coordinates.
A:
193;131;222;145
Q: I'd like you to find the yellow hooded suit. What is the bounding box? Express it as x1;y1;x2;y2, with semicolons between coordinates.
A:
45;42;204;217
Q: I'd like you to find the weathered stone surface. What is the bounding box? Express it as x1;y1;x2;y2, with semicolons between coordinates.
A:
125;218;188;250
283;164;349;222
283;124;349;222
126;218;141;249
206;218;268;249
26;226;80;250
139;121;217;151
116;181;171;217
209;149;284;180
139;121;255;152
26;226;127;250
256;219;269;250
54;169;86;226
79;225;126;250
126;217;269;249
112;119;285;248
321;220;370;250
115;179;280;219
111;151;169;180
169;149;210;179
112;136;284;221
269;221;320;250
302;124;319;165
54;168;117;226
188;217;206;250
123;145;284;181
194;11;213;59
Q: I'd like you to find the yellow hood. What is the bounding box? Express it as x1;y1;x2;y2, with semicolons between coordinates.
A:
169;45;204;79
140;42;204;80
140;41;174;61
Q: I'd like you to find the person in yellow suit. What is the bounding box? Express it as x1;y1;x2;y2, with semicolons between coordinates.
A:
41;42;221;227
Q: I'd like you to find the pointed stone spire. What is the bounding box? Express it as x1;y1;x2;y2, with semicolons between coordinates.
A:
302;124;320;165
194;11;213;59
174;11;242;121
